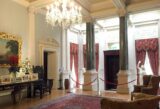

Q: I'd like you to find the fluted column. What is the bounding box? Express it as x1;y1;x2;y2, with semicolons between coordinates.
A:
83;22;97;91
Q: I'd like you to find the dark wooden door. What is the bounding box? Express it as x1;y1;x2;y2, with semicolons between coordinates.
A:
43;51;48;81
104;50;119;90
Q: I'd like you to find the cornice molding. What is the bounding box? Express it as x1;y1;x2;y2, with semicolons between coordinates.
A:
91;8;118;19
112;0;125;9
12;0;30;7
127;0;160;13
75;0;90;12
90;0;114;12
29;0;53;9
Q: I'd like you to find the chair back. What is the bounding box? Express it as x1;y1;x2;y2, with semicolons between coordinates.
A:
143;75;152;86
148;76;160;95
33;66;44;79
101;95;160;109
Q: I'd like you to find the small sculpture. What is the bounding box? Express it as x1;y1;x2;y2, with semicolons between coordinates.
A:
137;61;146;85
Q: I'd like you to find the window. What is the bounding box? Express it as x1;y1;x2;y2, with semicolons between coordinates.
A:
108;42;119;50
144;52;153;75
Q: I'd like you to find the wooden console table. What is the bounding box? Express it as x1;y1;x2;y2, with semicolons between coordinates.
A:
0;79;43;104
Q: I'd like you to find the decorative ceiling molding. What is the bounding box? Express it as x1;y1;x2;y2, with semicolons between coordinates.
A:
95;22;103;28
127;0;160;13
12;0;160;21
29;0;52;9
112;0;126;16
90;0;114;12
91;8;118;19
39;38;60;48
112;0;125;9
12;0;30;7
75;0;90;12
29;0;91;20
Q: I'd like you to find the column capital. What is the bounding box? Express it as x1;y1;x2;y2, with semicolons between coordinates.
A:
85;17;95;23
118;8;127;17
28;7;36;14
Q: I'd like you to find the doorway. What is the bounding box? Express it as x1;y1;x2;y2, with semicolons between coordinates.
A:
104;50;119;90
43;51;48;81
43;51;58;89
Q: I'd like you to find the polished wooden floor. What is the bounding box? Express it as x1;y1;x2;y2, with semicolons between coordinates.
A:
1;89;130;109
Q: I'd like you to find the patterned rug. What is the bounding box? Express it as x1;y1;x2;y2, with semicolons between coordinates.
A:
31;94;103;109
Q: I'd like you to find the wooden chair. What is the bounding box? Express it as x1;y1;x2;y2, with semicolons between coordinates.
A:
32;66;53;98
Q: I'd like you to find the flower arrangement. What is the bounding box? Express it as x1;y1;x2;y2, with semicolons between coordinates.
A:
21;58;32;74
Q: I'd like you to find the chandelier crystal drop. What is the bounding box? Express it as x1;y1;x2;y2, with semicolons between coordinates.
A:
46;0;82;27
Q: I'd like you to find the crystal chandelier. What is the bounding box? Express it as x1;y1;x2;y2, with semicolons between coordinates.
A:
46;0;82;27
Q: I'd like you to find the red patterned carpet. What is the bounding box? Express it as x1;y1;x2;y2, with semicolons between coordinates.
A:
31;94;103;109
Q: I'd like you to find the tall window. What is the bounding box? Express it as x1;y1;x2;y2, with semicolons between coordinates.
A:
135;24;159;75
144;52;153;75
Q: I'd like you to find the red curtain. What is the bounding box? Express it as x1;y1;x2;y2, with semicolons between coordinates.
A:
70;43;79;87
83;44;99;71
135;39;147;66
135;38;159;75
74;49;79;87
147;39;159;75
70;43;74;70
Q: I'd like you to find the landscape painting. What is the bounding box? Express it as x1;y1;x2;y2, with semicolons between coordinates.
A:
0;33;21;67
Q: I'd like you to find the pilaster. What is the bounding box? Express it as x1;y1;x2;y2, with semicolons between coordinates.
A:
61;27;67;70
28;7;36;65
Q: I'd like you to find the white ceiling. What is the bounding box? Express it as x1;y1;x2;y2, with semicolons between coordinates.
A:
22;0;160;31
19;0;160;32
24;0;160;21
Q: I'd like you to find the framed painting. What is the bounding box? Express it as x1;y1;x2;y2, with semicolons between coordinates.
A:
0;32;22;67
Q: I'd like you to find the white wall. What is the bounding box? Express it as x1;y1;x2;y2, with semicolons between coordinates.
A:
0;0;29;104
35;13;62;66
0;0;62;104
35;13;62;89
0;0;29;75
0;0;29;62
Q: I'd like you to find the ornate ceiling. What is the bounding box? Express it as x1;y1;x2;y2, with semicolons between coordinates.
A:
22;0;160;20
25;0;37;2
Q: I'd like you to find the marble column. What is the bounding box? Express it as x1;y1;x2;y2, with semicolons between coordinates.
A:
117;15;132;94
60;27;69;89
83;22;97;91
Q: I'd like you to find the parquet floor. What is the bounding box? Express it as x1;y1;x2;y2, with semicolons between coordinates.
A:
0;89;130;109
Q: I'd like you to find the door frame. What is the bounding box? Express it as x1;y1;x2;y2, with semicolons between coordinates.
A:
38;38;59;89
104;50;119;90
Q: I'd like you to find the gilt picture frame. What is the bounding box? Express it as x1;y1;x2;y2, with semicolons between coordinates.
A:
0;32;22;67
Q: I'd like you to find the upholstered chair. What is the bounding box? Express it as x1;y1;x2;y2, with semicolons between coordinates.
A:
133;75;160;95
101;94;160;109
